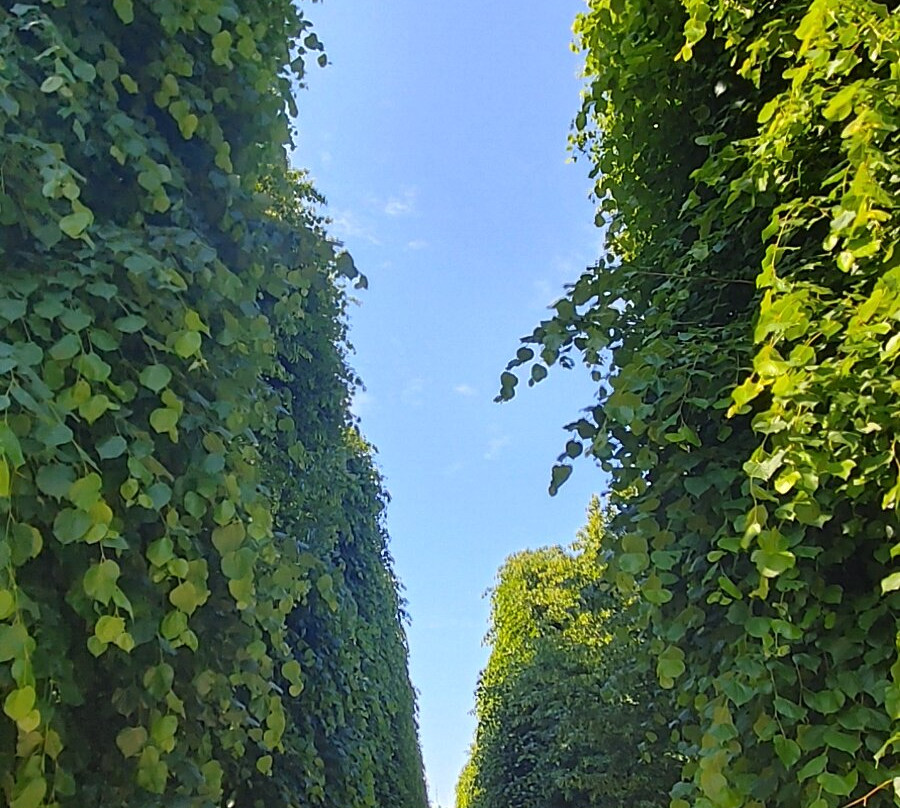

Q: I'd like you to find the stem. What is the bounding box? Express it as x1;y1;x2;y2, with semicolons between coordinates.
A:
840;778;894;808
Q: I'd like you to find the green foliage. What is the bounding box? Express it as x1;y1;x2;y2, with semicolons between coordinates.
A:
0;2;425;807
457;499;679;808
501;1;900;807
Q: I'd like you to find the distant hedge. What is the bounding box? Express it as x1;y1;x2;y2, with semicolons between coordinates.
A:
458;500;678;808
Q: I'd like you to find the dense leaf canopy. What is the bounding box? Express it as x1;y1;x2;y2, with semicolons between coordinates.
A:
0;2;426;806
500;0;900;806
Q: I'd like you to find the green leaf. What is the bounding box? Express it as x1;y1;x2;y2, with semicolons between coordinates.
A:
718;575;742;600
67;473;102;510
78;393;114;424
137;745;168;794
169;581;205;615
160;610;187;640
143;663;174;698
113;0;134;24
10;777;47;808
9;524;41;564
83;560;120;605
817;769;857;796
150;407;179;433
53;508;93;544
212;521;245;554
0;299;26;323
773;735;801;768
60;308;93;332
145;482;172;510
0;591;15;620
184;491;206;518
59;210;92;238
150;714;178;746
657;645;685;685
49;333;82;361
228;575;254;607
173;330;202;358
549;464;572;495
95;615;126;643
774;696;806;722
113;314;146;333
12;342;41;368
86;281;118;300
4;686;35;722
796;752;827;780
36;464;75;498
146;537;175;567
139;364;172;392
221;548;254;580
803;688;845;715
823;727;861;754
822;84;858;122
752;546;796;578
116;726;148;758
97;435;127;460
0;623;29;662
0;425;23;469
282;659;303;696
881;572;900;594
744;450;784;481
40;76;65;93
74;352;112;382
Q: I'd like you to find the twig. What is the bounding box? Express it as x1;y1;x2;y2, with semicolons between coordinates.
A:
840;778;894;808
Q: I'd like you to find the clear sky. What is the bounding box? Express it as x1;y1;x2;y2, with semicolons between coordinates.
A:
291;2;607;805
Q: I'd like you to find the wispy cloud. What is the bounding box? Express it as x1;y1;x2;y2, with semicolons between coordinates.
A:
402;377;425;407
382;187;417;217
453;383;476;397
406;239;428;251
329;209;381;245
484;436;511;461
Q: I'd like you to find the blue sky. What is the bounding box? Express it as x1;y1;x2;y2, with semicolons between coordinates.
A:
292;2;606;804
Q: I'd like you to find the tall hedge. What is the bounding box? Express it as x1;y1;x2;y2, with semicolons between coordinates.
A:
501;0;900;807
457;500;678;808
0;2;425;807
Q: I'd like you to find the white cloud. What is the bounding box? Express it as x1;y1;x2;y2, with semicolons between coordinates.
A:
484;436;511;461
401;377;425;407
383;187;417;217
453;384;476;397
406;239;429;251
329;209;381;245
